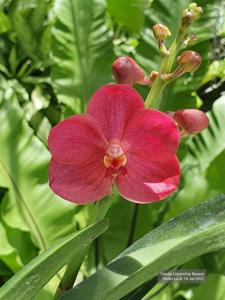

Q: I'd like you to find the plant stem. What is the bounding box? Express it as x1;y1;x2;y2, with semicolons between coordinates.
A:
94;238;99;271
127;204;139;247
88;195;113;225
145;32;184;109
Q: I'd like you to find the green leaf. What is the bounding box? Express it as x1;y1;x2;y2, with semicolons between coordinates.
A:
106;0;148;34
100;195;165;264
190;274;225;300
60;194;225;300
0;218;22;272
161;95;225;222
133;0;220;109
0;10;11;33
158;0;223;111
9;0;50;60
206;150;225;193
0;89;76;249
184;95;225;172
134;0;189;70
0;220;108;300
51;0;115;113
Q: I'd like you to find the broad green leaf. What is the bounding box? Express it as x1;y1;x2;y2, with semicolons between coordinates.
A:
0;88;76;249
60;194;225;300
9;0;49;59
206;150;225;193
106;0;148;33
183;95;225;173
164;95;225;220
51;0;115;113
0;220;108;300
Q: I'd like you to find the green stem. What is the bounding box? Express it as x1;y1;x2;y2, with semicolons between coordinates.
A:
88;195;113;225
127;204;139;247
145;31;184;109
55;195;113;298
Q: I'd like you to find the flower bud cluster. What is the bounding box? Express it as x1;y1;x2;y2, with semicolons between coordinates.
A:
182;3;203;28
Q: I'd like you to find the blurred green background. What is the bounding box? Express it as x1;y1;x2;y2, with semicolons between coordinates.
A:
0;0;225;299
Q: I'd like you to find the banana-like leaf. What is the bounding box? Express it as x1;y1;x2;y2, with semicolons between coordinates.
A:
9;0;49;60
60;194;225;300
106;0;148;34
0;220;108;300
163;95;225;220
184;95;225;172
0;89;76;250
51;0;115;113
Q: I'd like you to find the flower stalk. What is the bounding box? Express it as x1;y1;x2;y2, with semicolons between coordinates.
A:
145;3;203;109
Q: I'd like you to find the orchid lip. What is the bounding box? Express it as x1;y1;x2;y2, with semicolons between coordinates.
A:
104;142;127;178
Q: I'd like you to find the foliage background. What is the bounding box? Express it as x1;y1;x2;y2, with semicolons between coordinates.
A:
0;0;225;299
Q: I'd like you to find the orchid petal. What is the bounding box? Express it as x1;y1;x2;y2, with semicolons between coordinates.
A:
115;154;180;203
48;114;107;165
122;109;180;161
87;84;144;141
49;158;112;204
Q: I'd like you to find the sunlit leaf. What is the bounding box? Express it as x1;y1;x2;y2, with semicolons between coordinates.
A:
0;91;76;249
51;0;115;113
60;194;225;300
0;220;108;300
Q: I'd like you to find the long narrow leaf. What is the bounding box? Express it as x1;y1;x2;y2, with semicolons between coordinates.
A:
61;194;225;300
0;220;108;300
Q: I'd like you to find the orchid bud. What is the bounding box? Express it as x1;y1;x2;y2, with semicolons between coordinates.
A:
153;24;171;40
161;51;202;82
189;3;203;16
182;3;203;28
177;51;202;72
153;24;171;56
171;109;209;136
112;56;145;86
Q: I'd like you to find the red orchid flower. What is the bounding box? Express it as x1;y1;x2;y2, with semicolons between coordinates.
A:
48;84;180;204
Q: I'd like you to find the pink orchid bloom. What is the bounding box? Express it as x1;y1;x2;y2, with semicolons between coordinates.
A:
48;84;180;204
